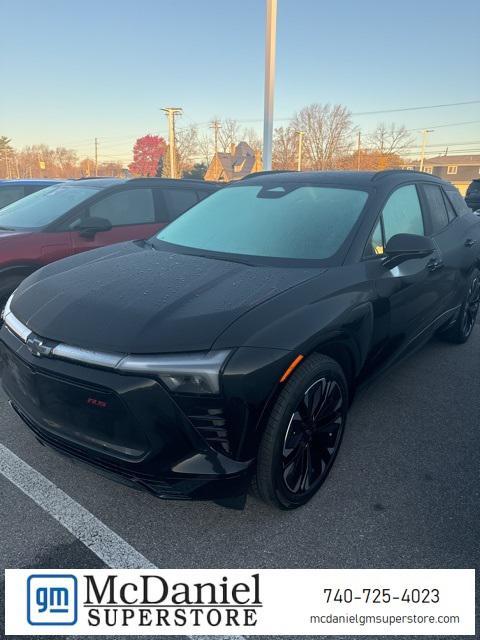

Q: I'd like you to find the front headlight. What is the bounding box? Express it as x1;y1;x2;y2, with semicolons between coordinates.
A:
1;293;14;321
116;350;231;394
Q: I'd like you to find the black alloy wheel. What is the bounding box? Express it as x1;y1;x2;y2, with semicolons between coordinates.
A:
254;353;348;509
442;268;480;344
282;378;344;495
461;272;480;338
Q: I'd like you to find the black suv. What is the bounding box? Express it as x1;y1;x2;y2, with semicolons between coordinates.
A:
465;179;480;211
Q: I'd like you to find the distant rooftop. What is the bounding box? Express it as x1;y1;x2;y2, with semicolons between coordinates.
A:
424;154;480;166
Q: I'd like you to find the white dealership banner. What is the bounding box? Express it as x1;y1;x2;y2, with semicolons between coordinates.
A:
4;568;475;636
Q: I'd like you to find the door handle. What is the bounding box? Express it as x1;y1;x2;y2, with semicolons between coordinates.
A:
426;258;444;272
464;238;477;248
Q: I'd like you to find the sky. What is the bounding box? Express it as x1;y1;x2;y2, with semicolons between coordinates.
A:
1;0;479;165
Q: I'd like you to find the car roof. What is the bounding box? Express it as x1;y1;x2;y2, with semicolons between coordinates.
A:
238;169;448;189
65;177;220;190
0;179;63;186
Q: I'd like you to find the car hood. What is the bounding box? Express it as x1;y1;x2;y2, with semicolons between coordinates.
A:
0;229;31;239
11;241;320;354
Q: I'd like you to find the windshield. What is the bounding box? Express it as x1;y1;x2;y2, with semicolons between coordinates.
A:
0;184;100;229
156;184;369;260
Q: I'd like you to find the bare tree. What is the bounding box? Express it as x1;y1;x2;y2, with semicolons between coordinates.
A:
175;124;199;175
242;127;262;153
218;119;240;152
291;103;354;170
367;122;414;155
272;126;297;170
198;132;212;165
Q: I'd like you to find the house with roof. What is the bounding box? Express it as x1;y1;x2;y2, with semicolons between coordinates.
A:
204;142;262;181
402;154;480;195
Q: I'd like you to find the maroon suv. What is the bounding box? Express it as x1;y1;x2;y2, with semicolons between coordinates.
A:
0;177;219;306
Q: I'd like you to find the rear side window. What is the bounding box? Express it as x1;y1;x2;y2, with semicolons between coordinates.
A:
445;189;471;216
162;188;198;221
89;188;155;226
422;184;449;234
0;186;25;208
442;190;457;221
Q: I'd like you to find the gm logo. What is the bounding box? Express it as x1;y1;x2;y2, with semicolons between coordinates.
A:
27;574;78;625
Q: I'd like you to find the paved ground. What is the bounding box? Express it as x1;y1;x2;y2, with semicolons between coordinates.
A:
0;324;478;639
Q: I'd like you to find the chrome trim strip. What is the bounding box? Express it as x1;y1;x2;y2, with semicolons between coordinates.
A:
3;313;32;343
52;343;124;369
3;312;229;388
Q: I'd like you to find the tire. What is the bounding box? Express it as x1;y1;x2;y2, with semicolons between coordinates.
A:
441;268;480;344
253;353;348;509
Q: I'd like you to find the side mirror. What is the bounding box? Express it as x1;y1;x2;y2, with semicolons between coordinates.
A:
75;217;112;238
383;233;435;268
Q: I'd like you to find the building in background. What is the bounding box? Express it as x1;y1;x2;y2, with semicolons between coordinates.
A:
402;154;480;195
204;142;262;181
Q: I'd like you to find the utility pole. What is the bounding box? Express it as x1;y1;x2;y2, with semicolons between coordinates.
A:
263;0;277;171
210;119;221;178
162;107;183;178
296;130;304;171
419;129;433;172
94;137;99;176
356;131;362;171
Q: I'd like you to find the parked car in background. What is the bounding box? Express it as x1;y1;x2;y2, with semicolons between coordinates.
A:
1;170;479;509
465;179;480;212
0;177;219;306
0;179;63;209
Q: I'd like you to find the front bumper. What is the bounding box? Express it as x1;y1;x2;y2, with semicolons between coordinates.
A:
0;323;292;502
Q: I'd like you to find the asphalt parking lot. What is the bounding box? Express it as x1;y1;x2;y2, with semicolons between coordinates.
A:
0;323;478;640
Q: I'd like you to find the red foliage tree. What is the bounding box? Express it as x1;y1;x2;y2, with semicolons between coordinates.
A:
128;135;166;177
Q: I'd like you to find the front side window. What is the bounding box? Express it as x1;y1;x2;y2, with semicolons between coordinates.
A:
422;184;449;234
0;184;100;229
382;184;424;243
89;188;155;226
156;184;369;260
365;185;425;257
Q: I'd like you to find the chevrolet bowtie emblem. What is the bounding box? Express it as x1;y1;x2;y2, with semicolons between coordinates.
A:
26;334;53;358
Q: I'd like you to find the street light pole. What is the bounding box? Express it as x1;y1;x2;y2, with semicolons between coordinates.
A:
419;129;433;172
263;0;277;171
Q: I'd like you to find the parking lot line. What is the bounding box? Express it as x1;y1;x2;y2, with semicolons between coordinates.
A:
0;443;247;640
0;443;156;569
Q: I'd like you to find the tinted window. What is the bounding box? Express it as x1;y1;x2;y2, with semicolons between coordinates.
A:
89;188;155;226
423;184;449;234
0;184;99;229
157;184;369;260
0;186;25;209
24;185;49;197
442;190;457;221
446;189;472;216
162;188;198;221
382;185;424;243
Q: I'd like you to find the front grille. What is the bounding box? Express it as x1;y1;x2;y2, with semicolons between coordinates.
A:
11;402;187;499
